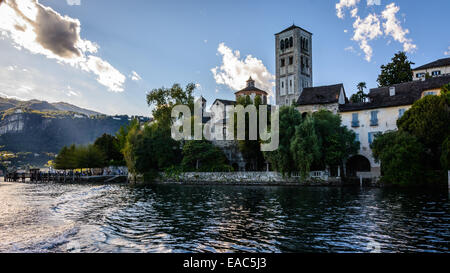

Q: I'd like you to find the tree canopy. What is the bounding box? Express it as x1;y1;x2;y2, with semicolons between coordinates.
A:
372;131;426;186
377;51;414;87
350;82;368;103
181;140;231;172
146;83;196;128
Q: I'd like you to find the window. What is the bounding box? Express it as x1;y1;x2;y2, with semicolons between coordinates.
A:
352;113;359;127
370;111;379;126
280;58;285;67
289;37;293;47
423;91;437;97
355;133;360;142
280;40;285;50
432;70;441;76
289;56;293;65
368;132;382;145
416;73;425;78
285;38;289;49
399;108;406;118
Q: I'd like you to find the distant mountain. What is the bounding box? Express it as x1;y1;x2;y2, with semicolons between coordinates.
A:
0;97;102;116
0;96;151;168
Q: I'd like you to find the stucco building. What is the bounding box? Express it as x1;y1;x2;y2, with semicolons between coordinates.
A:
413;57;450;81
296;84;347;115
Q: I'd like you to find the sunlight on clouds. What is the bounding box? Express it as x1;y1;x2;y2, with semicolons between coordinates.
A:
336;0;360;19
382;3;416;53
66;0;81;6
84;56;126;92
337;1;416;62
211;43;275;97
445;46;450;56
352;13;382;62
0;0;125;92
130;71;142;81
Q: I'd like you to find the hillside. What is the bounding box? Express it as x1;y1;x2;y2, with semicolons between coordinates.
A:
0;97;150;168
0;97;102;116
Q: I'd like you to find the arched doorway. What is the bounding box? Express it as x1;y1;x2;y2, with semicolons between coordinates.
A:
346;155;371;177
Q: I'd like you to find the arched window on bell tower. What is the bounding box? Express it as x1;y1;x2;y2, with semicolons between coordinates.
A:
280;40;285;50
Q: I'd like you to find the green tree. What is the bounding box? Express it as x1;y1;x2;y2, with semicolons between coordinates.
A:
312;110;360;171
397;94;450;168
146;83;196;128
124;123;181;180
372;131;425;186
235;94;266;171
263;106;302;176
290;115;321;179
377;51;415;87
116;118;140;153
350;82;368;103
94;134;124;166
181;140;230;172
441;136;450;171
75;145;107;169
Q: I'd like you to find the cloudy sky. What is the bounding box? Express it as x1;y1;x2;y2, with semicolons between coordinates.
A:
0;0;448;116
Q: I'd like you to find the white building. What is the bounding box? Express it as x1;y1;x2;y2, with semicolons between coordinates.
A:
340;75;450;176
413;57;450;81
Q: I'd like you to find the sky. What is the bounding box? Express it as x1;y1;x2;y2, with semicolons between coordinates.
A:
0;0;449;117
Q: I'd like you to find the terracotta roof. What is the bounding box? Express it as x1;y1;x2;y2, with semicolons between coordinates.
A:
413;58;450;71
339;75;450;112
275;24;312;35
235;86;268;95
297;84;345;105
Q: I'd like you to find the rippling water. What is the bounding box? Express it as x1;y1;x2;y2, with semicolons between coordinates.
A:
0;182;448;253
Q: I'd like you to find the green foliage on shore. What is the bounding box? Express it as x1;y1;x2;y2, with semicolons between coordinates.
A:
234;94;266;171
372;131;426;186
372;87;450;186
54;144;106;170
264;107;359;178
181;140;232;172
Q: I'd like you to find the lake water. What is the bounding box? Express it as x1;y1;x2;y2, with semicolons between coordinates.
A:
0;182;448;253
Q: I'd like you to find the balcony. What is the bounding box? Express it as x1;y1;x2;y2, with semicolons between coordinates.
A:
370;119;378;126
351;121;360;128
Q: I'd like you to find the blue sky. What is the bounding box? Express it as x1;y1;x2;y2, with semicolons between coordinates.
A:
0;0;449;116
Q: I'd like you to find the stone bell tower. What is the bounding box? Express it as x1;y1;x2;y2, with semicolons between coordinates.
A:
275;24;313;106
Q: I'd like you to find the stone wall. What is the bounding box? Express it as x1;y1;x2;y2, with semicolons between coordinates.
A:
130;172;343;186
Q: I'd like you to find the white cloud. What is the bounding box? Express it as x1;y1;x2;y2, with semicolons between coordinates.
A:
195;83;202;90
130;71;142;81
345;46;356;53
336;0;360;19
445;46;450;56
0;0;125;92
84;56;126;92
66;0;81;5
352;13;383;62
381;3;416;52
337;1;416;61
211;43;275;97
367;0;381;6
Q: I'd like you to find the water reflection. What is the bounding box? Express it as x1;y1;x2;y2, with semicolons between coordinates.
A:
0;182;448;253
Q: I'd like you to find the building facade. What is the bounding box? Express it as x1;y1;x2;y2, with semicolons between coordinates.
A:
339;75;450;176
275;25;313;107
296;84;347;115
413;57;450;81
